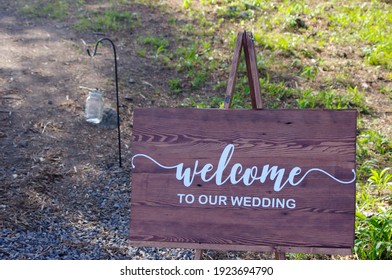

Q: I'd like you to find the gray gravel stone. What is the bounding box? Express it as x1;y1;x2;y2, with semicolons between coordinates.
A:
0;164;200;260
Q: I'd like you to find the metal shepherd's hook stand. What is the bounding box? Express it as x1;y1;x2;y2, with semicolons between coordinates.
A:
87;38;122;168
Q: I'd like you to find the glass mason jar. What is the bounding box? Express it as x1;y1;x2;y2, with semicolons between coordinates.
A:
85;90;104;124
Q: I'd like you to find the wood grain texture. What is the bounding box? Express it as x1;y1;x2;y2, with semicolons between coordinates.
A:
130;108;357;250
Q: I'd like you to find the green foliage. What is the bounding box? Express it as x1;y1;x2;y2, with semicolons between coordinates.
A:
357;130;392;158
355;208;392;259
365;43;392;70
296;86;368;113
356;184;378;213
368;168;392;196
355;167;391;260
75;9;138;32
216;4;255;19
259;78;297;109
21;1;70;20
380;86;392;100
96;10;133;31
301;65;318;80
327;1;392;69
192;72;208;89
356;130;392;185
140;36;169;54
182;0;193;9
168;78;182;94
173;42;213;90
187;95;225;109
255;32;301;54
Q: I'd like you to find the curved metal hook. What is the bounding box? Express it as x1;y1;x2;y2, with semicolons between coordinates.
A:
86;37;122;168
86;37;115;57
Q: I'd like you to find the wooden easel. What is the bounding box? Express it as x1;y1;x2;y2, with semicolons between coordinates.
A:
223;31;263;110
130;31;355;259
130;32;354;258
194;31;285;260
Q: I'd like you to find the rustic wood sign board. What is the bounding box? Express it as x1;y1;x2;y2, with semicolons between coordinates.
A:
130;108;357;253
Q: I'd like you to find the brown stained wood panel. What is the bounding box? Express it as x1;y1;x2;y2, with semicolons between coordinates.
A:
130;108;357;250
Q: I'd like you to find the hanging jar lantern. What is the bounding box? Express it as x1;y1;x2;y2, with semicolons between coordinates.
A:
86;37;122;167
85;89;104;124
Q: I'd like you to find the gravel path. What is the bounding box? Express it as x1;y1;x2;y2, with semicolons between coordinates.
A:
0;164;197;260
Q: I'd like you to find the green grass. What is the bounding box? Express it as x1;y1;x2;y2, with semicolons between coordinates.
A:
75;9;138;32
139;36;169;54
355;207;392;259
357;130;392;160
20;1;70;20
327;1;392;69
168;78;182;94
138;35;173;65
297;86;369;112
19;0;140;32
365;43;392;70
368;168;392;195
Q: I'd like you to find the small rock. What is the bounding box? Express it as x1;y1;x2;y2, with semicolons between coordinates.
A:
18;140;29;147
124;95;133;102
361;82;370;90
141;80;154;88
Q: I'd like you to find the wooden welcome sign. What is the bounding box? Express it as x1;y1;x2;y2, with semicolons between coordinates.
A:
130;108;356;253
130;32;357;257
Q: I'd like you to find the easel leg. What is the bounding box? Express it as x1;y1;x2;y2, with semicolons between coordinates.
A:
274;249;286;260
195;249;204;260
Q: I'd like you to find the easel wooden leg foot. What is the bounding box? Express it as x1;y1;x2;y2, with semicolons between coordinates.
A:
195;249;204;260
274;249;286;260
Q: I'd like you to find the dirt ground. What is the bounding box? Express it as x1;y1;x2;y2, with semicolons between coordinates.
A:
0;1;185;240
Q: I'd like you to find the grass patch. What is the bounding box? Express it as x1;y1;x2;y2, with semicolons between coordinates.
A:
139;36;169;54
355;207;392;259
74;6;140;32
168;78;182;94
297;86;369;113
20;1;70;20
327;1;392;69
365;43;392;70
